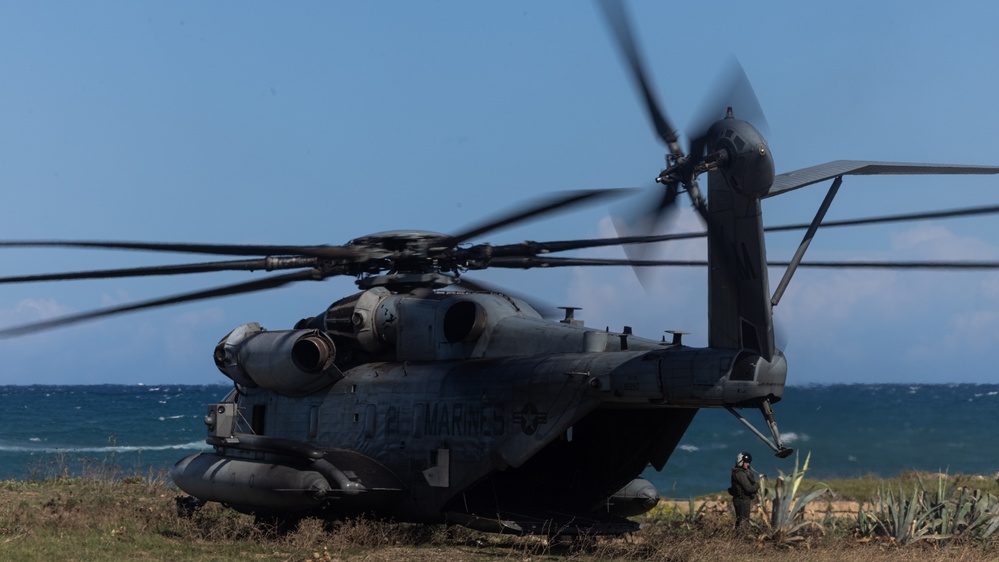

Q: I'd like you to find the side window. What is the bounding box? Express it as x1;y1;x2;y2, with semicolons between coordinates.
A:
364;404;377;439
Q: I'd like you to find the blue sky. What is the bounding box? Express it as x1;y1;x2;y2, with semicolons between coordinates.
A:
1;1;998;385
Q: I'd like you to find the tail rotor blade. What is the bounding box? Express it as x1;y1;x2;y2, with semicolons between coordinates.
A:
688;56;769;139
598;0;682;157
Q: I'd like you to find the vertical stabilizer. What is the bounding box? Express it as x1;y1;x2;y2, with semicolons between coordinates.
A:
706;170;774;359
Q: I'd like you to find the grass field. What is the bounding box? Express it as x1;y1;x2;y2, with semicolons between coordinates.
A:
1;467;998;562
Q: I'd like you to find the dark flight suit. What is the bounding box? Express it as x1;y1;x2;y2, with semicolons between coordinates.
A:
730;464;758;530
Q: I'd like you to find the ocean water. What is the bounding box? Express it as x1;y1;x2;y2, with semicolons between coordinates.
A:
644;384;999;497
0;384;995;498
0;385;219;480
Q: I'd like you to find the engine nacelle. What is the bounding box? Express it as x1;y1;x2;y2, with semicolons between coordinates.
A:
214;323;344;396
317;287;489;361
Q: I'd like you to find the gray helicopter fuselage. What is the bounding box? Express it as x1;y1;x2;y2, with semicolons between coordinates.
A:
174;288;786;527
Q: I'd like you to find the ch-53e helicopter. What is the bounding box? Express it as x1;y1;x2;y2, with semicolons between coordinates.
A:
2;1;999;537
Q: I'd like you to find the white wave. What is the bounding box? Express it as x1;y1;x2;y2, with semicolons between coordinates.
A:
29;437;41;442
679;444;699;452
780;432;810;444
157;415;185;421
0;441;210;454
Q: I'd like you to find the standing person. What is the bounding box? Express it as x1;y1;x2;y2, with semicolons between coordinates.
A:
729;451;758;531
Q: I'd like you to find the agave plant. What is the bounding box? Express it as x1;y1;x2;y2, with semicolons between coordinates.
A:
860;473;999;545
927;475;999;542
755;451;828;545
867;483;941;546
976;493;999;539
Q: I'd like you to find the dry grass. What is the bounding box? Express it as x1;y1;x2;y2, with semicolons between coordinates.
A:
0;469;997;562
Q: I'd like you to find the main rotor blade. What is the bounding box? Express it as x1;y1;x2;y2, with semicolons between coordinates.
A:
485;229;705;258
481;202;999;258
766;203;999;233
488;256;706;268
0;269;324;338
0;240;359;259
0;257;320;284
487;256;999;270
598;0;682;156
446;188;635;246
771;260;999;270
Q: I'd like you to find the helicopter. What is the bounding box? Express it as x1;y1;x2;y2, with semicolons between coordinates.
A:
2;1;999;537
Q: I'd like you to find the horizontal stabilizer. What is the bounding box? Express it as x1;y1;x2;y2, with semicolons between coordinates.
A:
765;160;999;198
